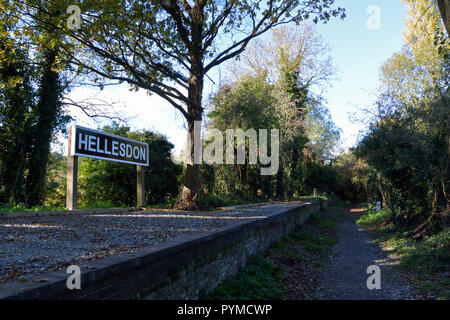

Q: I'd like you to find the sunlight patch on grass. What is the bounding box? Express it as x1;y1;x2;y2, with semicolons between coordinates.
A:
356;208;391;227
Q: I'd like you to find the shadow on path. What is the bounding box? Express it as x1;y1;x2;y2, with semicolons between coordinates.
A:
314;207;417;300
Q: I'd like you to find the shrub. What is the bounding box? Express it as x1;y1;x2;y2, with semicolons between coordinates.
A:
202;254;285;300
356;208;391;227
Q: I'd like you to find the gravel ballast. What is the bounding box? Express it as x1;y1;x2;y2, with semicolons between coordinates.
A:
0;202;301;283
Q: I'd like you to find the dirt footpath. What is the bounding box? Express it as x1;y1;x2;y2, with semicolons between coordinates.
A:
313;208;418;300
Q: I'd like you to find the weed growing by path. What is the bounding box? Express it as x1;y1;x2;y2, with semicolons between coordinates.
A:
356;208;391;227
0;203;67;213
201;254;285;300
204;208;341;300
357;207;450;299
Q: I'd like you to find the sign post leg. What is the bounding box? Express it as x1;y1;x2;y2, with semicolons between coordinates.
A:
137;165;145;207
66;155;78;210
66;125;78;210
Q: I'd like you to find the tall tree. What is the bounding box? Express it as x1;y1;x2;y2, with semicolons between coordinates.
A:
210;24;339;198
0;1;69;206
25;4;67;206
20;0;345;209
0;4;35;203
0;45;34;203
354;0;449;226
25;47;65;206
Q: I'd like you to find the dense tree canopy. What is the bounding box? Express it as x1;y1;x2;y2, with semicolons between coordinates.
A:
10;0;345;209
204;24;341;200
351;0;449;228
0;1;69;206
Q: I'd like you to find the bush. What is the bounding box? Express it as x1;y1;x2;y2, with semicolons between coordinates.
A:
329;199;350;207
376;229;450;299
78;123;182;208
0;203;66;213
356;208;391;227
197;193;242;209
202;254;285;300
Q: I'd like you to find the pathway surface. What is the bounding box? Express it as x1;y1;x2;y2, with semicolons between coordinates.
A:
314;208;417;300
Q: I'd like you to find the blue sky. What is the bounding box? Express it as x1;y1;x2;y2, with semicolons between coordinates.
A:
314;0;407;149
65;0;408;155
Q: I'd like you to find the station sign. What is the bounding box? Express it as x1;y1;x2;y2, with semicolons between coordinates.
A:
70;125;149;166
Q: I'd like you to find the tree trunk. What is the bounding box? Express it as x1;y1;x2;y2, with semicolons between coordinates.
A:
173;62;204;209
276;162;285;200
437;0;450;36
377;172;387;205
173;4;205;210
174;116;202;210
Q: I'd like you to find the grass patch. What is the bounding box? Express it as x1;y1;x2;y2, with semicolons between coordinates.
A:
289;195;329;203
268;241;304;263
289;231;337;254
385;229;450;299
318;212;341;230
197;194;268;209
204;209;340;300
0;203;67;213
329;199;350;207
357;205;449;299
201;254;285;300
356;208;391;227
393;230;450;273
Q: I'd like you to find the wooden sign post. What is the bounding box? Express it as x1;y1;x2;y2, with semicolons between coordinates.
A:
66;126;78;210
136;165;145;207
66;125;149;210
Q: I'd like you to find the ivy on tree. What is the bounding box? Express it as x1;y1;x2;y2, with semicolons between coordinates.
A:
19;0;345;209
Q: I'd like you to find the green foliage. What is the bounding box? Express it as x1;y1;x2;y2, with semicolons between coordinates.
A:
367;224;450;299
400;230;450;274
206;75;278;200
43;152;67;207
78;123;182;208
305;101;341;162
206;71;341;200
25;46;67;207
0;203;66;213
0;3;69;206
356;208;392;227
355;97;449;226
303;161;339;195
353;0;449;227
331;152;370;201
0;36;35;204
329;199;350;207
202;254;285;300
317;211;342;230
197;193;243;209
290;230;337;253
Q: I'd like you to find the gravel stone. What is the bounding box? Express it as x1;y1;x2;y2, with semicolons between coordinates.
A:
0;202;301;283
313;210;418;300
